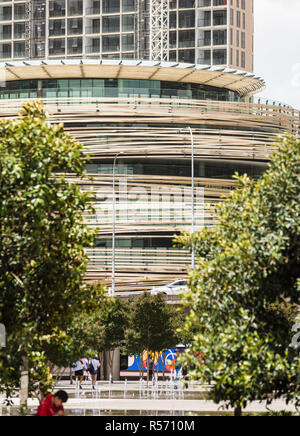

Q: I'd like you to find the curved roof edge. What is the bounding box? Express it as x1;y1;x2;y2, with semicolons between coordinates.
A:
0;59;266;97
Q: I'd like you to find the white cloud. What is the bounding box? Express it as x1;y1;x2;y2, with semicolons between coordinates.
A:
254;0;300;109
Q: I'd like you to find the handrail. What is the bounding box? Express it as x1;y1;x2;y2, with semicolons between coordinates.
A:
0;95;298;116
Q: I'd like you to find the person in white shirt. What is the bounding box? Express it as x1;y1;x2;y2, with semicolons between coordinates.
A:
72;359;85;388
88;355;100;390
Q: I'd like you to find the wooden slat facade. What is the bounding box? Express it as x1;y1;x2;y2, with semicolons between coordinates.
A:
0;96;298;293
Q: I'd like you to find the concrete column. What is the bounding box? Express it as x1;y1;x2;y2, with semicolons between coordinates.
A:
20;356;28;411
105;348;120;381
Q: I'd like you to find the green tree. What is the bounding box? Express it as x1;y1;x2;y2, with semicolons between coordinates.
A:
93;297;128;380
68;295;129;381
124;292;181;381
0;101;103;402
176;134;300;415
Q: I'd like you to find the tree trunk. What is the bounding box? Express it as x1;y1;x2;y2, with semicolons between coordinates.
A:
108;350;114;381
234;405;242;417
20;356;29;412
146;350;149;383
100;351;104;381
138;354;142;379
161;353;165;380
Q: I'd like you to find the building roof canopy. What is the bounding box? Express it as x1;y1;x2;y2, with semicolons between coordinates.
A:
0;59;265;97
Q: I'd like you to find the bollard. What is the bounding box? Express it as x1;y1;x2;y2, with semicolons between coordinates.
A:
108;374;112;399
123;378;127;399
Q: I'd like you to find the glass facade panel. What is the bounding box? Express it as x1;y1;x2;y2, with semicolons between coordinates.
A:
122;0;134;12
0;78;241;102
103;16;120;33
49;1;66;17
122;33;134;51
68;0;83;16
102;0;120;14
87;158;267;179
67;18;83;35
122;14;134;32
102;35;120;52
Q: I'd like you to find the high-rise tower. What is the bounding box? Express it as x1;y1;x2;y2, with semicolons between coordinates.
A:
1;0;291;296
0;0;254;71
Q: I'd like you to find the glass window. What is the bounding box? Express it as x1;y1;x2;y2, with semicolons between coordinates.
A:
122;33;134;51
14;3;25;20
68;0;83;16
213;49;227;65
86;0;100;15
179;30;195;47
14;23;25;39
1;24;12;39
169;31;177;49
122;0;134;12
49;1;65;17
178;49;195;63
33;2;46;19
170;12;177;29
48;38;65;56
179;10;195;28
102;35;120;52
14;41;25;58
0;78;243;103
236;10;241;27
179;0;195;7
122;14;134;32
241;51;245;68
213;10;227;26
67;37;82;54
102;0;120;14
49;19;65;36
0;6;12;21
103;16;120;33
213;29;227;45
67;18;83;35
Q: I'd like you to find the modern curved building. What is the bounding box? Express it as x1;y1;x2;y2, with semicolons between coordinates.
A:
0;59;299;293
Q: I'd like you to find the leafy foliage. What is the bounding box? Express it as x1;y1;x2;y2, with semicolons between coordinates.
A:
124;292;182;378
0;101;103;398
176;134;300;412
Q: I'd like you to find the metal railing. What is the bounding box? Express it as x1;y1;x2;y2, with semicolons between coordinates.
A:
0;95;296;113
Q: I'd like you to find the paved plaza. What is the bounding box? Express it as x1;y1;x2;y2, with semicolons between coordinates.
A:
1;380;298;416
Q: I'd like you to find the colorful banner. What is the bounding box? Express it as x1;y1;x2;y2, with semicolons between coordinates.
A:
126;348;178;372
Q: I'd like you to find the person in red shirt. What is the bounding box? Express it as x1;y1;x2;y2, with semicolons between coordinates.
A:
37;390;68;416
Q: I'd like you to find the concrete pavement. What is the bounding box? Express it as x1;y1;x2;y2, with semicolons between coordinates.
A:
3;380;297;415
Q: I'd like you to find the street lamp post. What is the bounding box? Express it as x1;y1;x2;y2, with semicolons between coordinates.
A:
188;126;196;270
111;151;124;297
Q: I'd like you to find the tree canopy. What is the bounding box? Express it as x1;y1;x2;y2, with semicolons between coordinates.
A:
176;134;300;413
124;292;182;380
0;101;102;399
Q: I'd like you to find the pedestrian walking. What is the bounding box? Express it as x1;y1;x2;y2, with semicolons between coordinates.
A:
88;355;100;390
148;355;154;379
72;359;85;389
82;357;89;381
37;390;68;416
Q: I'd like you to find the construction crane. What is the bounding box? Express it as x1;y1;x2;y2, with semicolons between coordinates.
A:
149;0;170;62
25;0;32;58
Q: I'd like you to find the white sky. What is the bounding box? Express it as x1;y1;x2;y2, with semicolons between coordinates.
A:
254;0;300;109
